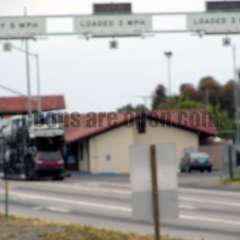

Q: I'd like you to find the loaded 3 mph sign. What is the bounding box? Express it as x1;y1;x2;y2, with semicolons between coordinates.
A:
188;13;240;34
187;1;240;34
74;2;152;37
74;15;152;37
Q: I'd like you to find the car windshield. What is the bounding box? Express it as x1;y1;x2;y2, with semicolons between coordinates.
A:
190;153;209;163
39;152;60;161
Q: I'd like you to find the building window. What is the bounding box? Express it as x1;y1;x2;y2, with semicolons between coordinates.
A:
106;154;111;162
137;118;146;134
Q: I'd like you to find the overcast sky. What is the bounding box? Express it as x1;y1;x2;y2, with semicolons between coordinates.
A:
0;0;238;112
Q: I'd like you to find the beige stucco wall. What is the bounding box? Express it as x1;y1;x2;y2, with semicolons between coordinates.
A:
87;120;199;173
134;121;199;165
89;126;134;173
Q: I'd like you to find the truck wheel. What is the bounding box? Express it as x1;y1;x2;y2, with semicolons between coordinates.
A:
208;167;212;173
25;171;37;181
53;176;64;181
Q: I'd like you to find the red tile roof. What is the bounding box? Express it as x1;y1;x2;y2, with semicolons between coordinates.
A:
0;95;65;115
64;109;217;143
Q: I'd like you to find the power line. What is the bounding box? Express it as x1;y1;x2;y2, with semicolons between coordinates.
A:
0;83;26;97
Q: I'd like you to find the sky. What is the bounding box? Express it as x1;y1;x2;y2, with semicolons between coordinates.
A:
0;0;238;112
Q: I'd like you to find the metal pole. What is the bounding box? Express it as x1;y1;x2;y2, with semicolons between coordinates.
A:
3;144;9;219
164;51;173;97
168;57;172;97
35;54;42;112
24;7;32;123
150;145;160;240
232;45;239;144
25;39;32;122
2;42;42;112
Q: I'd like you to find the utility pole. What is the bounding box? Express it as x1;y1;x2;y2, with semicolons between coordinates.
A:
35;53;42;112
223;37;239;143
230;43;239;144
223;37;239;180
2;44;42;113
164;51;173;97
24;7;33;123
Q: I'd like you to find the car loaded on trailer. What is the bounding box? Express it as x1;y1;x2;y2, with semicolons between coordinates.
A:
0;114;65;180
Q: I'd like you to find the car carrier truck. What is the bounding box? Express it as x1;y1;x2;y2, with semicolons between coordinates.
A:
0;114;65;180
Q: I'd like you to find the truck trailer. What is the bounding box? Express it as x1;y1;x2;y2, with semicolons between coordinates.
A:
0;114;65;180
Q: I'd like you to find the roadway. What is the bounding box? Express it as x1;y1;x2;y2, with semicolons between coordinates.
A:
0;173;239;240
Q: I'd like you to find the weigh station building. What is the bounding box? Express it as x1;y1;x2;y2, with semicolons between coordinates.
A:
64;110;217;174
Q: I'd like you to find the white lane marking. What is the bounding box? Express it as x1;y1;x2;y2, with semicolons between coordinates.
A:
20;184;240;210
32;206;43;211
22;183;240;199
180;196;240;208
2;190;131;213
85;181;130;188
0;190;196;213
180;214;240;226
33;183;131;195
179;204;197;210
8;190;240;227
180;187;240;198
47;206;71;213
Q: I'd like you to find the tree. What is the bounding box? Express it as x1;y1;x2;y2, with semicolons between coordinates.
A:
207;104;235;139
151;84;167;110
117;75;235;140
198;76;221;106
159;96;204;110
117;104;135;113
117;103;148;113
180;83;194;93
220;80;235;118
134;104;148;112
180;83;200;101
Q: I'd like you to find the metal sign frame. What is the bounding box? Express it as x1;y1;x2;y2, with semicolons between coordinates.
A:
0;11;216;40
0;10;239;38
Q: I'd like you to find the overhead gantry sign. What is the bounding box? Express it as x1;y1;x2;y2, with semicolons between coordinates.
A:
1;1;240;40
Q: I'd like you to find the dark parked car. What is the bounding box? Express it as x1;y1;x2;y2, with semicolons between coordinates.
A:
180;152;212;173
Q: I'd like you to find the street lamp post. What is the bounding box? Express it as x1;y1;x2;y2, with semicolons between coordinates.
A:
25;39;32;122
3;42;42;113
35;53;42;112
223;37;239;143
164;51;173;97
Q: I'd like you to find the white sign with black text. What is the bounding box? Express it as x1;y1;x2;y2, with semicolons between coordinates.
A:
74;15;152;37
0;17;46;38
187;13;240;34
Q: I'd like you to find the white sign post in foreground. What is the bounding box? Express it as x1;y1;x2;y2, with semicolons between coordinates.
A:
130;144;178;223
187;13;240;34
74;15;152;37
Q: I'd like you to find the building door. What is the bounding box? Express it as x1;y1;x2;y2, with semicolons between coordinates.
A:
66;143;79;171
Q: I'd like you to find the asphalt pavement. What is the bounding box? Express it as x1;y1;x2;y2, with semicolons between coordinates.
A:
0;173;239;240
